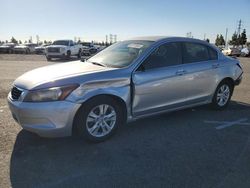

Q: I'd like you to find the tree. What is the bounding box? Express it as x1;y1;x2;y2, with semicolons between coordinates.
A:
215;34;225;46
229;32;239;47
219;35;225;46
239;29;247;47
11;37;18;44
215;35;220;46
19;40;22;44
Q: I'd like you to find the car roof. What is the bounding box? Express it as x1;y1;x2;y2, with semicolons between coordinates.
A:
129;36;169;41
129;36;208;43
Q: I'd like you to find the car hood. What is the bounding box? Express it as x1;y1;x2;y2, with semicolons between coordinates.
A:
35;46;45;49
47;45;67;48
0;45;10;48
14;45;27;48
14;61;112;90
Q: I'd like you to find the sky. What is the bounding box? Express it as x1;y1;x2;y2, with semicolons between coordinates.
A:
0;0;250;43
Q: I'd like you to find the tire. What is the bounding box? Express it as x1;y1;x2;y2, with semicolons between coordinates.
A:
77;49;82;59
211;80;234;110
46;56;51;61
66;50;71;59
74;96;124;142
26;49;30;54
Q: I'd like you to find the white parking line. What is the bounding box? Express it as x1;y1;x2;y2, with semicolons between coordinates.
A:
204;118;250;130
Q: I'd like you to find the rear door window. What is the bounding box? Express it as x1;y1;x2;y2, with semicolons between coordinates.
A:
183;42;209;63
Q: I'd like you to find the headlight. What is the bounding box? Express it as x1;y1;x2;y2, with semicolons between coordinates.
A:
23;84;79;102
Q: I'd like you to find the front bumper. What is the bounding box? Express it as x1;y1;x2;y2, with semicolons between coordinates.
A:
46;52;66;58
7;94;81;137
14;48;27;52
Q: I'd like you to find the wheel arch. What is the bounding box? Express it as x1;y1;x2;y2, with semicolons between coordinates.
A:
218;77;235;88
72;94;128;135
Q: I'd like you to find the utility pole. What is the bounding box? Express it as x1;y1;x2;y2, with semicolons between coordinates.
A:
113;35;117;43
109;34;113;44
225;28;228;48
105;35;108;44
204;33;206;40
36;35;39;45
29;36;32;43
186;32;192;38
237;19;242;37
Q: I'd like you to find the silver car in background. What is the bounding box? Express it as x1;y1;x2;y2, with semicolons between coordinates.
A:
8;37;243;142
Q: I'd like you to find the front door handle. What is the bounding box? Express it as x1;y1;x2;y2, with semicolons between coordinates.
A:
176;70;186;75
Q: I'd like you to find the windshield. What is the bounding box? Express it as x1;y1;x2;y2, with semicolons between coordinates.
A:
53;40;69;46
82;42;92;47
87;40;153;68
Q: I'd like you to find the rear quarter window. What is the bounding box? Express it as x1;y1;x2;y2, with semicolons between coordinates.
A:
208;47;218;60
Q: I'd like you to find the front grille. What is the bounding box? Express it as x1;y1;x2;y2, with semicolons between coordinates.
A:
48;47;60;53
11;86;22;100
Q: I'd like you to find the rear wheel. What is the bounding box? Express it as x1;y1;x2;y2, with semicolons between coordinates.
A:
74;96;124;142
211;81;234;110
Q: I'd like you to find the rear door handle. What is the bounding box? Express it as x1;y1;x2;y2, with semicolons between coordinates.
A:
212;63;219;69
176;70;186;75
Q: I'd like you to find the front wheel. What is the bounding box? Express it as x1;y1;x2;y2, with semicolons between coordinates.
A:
211;81;234;110
66;50;71;59
74;96;124;142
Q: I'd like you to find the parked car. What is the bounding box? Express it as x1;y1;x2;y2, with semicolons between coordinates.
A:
0;43;16;53
35;44;49;54
14;43;37;54
7;37;243;142
222;47;241;57
45;40;82;60
241;47;250;57
81;42;98;56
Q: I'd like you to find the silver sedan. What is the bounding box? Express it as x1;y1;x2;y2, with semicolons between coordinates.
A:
8;36;243;142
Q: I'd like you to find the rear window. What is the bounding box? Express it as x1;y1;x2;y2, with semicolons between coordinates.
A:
183;42;209;63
